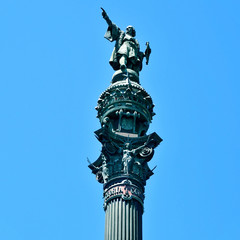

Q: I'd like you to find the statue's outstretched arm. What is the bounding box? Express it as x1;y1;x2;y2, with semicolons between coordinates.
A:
132;142;147;155
101;7;112;26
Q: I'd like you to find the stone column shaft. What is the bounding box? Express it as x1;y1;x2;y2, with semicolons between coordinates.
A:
105;198;143;240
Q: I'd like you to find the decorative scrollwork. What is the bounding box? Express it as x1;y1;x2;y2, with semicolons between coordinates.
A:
105;142;117;154
139;147;153;158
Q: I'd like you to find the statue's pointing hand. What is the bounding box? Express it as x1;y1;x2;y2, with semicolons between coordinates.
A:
101;7;112;26
101;7;107;19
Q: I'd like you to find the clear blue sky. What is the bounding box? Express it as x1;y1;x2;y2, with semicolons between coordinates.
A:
0;1;239;239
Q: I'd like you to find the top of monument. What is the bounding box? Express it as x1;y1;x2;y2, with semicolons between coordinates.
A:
101;8;151;79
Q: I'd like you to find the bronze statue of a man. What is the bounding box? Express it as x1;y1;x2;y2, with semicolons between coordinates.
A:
101;8;151;74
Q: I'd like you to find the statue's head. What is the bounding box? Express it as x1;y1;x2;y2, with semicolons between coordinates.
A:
101;154;107;161
126;25;136;37
124;142;131;149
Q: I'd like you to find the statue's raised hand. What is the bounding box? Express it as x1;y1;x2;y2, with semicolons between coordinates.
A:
101;7;112;26
101;7;107;19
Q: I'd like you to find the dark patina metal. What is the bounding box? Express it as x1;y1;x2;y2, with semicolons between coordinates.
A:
88;8;162;240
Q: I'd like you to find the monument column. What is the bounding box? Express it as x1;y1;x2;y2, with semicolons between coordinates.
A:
88;8;162;240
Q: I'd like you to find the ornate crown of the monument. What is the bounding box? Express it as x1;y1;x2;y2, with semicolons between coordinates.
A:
96;70;155;137
89;69;162;186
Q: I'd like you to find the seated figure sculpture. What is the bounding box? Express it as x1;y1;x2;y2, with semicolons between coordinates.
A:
101;8;151;74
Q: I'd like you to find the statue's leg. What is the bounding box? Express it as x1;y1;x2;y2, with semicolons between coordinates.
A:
119;55;127;72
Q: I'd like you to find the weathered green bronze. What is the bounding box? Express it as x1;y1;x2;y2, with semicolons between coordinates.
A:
89;8;162;240
101;8;151;74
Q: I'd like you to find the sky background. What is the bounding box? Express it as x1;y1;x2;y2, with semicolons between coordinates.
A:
0;0;239;240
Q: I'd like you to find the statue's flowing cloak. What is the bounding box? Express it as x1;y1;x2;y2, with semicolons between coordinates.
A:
104;23;143;71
